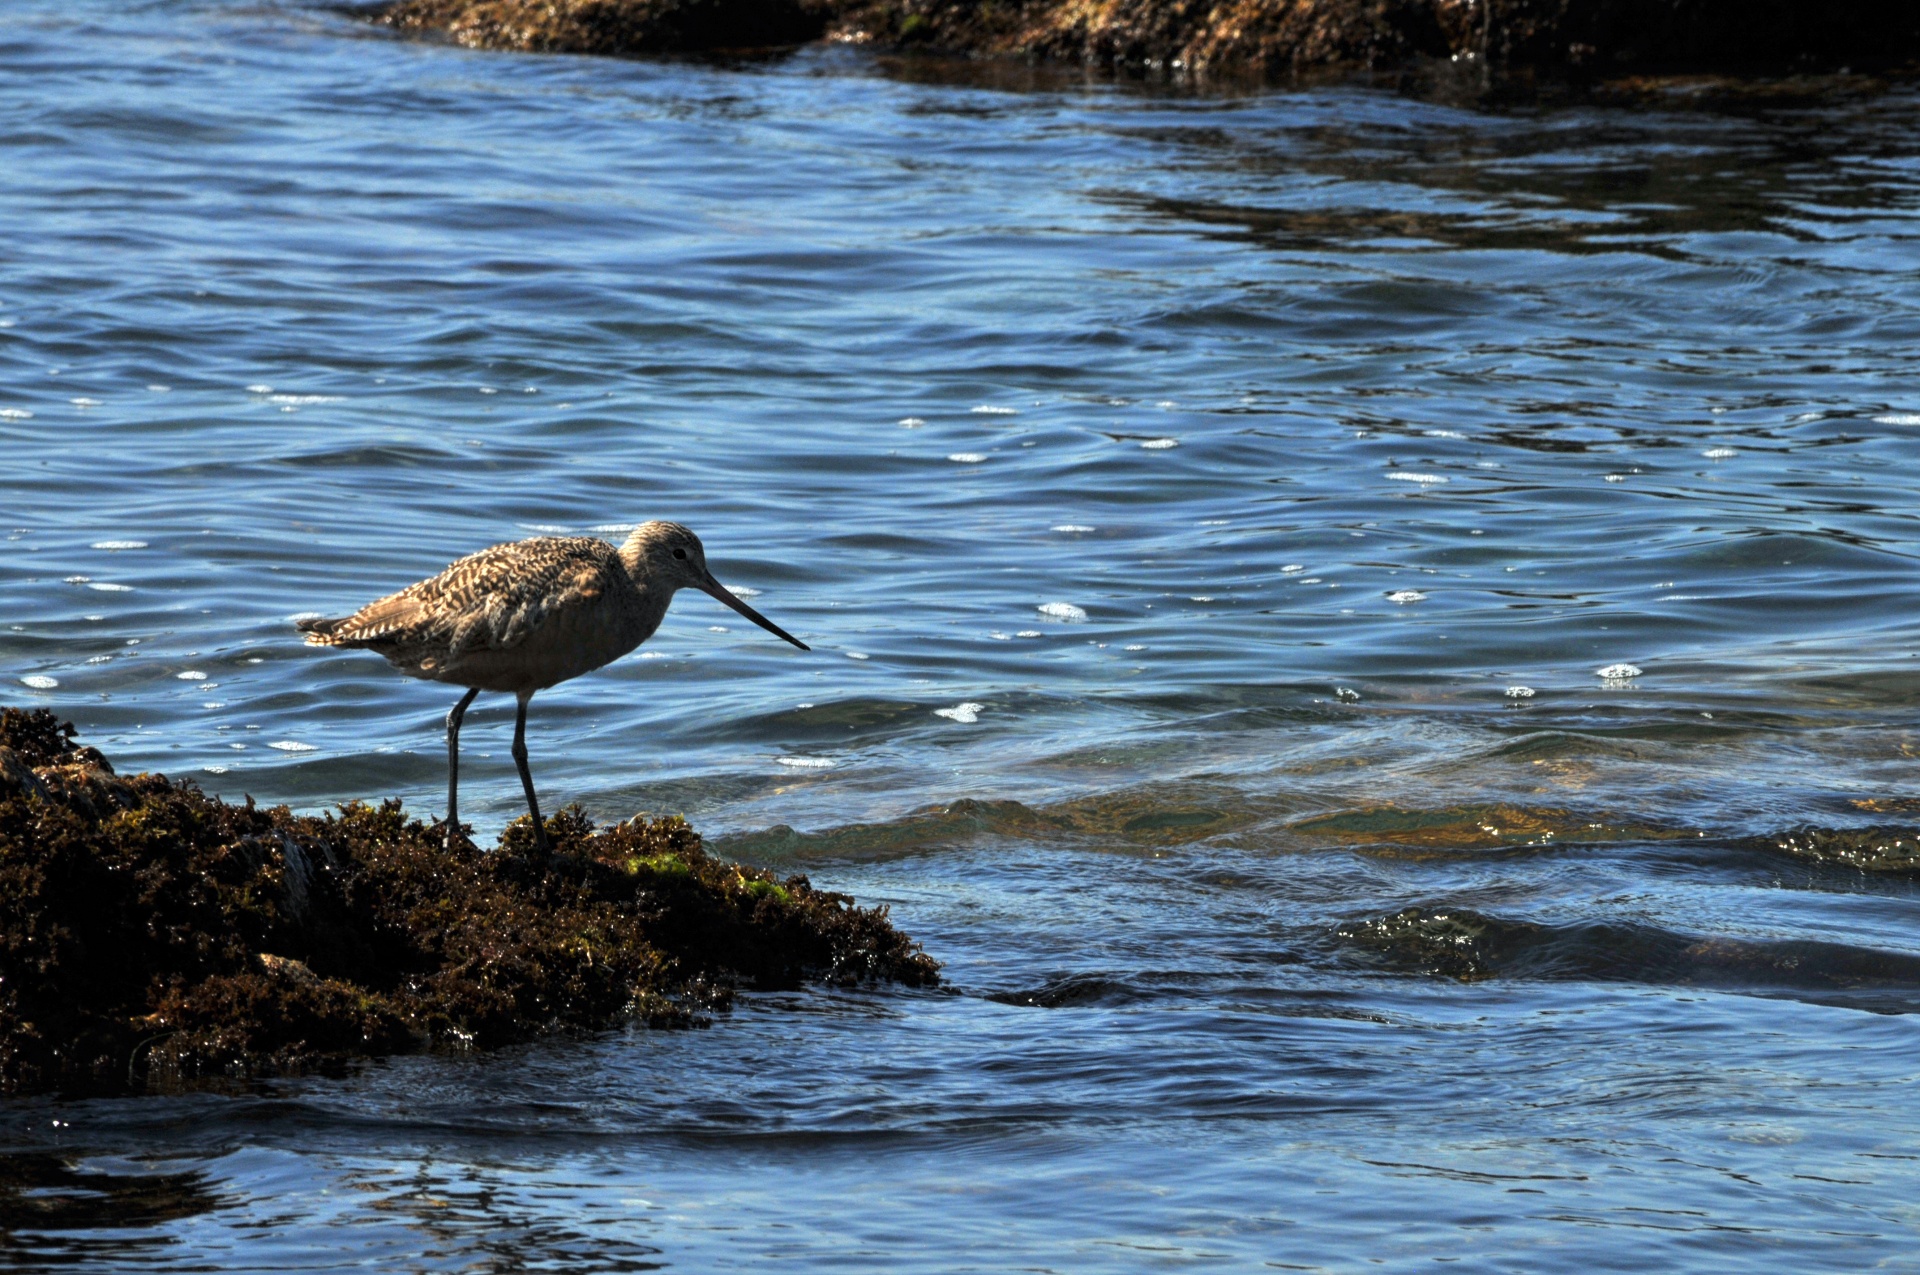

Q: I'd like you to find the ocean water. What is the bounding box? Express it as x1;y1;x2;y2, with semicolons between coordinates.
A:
4;1;1920;1268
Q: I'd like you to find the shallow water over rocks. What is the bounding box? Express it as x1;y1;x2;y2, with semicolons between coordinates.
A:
3;1;1920;1267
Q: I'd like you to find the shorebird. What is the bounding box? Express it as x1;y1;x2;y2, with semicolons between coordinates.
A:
297;521;807;855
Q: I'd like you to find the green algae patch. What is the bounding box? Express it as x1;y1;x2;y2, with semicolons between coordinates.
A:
0;709;937;1094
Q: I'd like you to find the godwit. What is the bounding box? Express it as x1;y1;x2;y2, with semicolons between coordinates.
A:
297;521;807;855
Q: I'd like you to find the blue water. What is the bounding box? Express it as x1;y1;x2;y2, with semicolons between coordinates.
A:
4;1;1920;1268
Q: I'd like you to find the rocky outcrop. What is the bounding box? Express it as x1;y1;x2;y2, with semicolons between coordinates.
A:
0;707;936;1093
369;0;1920;85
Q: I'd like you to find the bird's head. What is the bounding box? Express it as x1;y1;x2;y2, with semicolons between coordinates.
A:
621;521;809;651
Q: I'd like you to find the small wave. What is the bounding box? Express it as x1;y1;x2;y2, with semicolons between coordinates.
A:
1141;438;1178;450
726;585;762;598
176;670;207;681
90;540;147;550
1702;447;1736;459
934;702;982;723
971;405;1018;415
1505;686;1535;699
268;395;344;405
1596;662;1642;679
947;452;987;463
19;675;58;690
776;756;835;769
268;740;317;753
69;397;101;408
897;417;924;427
1051;524;1094;533
1037;602;1087;621
0;408;34;420
1873;413;1920;425
1386;590;1426;604
245;384;273;394
86;582;133;592
1334;905;1920;1009
1387;471;1448;485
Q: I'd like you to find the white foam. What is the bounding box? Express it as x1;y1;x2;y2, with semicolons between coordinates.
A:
1199;519;1229;526
203;702;225;709
91;540;147;550
268;394;344;405
1604;474;1625;483
203;764;229;775
707;625;729;632
1873;413;1920;425
289;611;324;624
1702;447;1736;459
846;651;869;660
1124;644;1145;652
590;523;639;534
971;406;1018;415
1190;595;1214;602
245;384;273;394
65;575;91;584
934;702;982;723
176;670;208;681
518;523;572;534
1298;578;1322;585
1387;471;1449;485
1281;564;1306;574
86;655;112;664
1424;429;1465;438
1037;602;1087;621
86;582;132;592
948;453;987;464
777;756;834;769
1016;630;1042;638
1386;590;1427;604
1052;525;1095;533
19;675;58;689
898;417;925;427
1141;438;1178;450
989;632;1010;640
1597;663;1642;679
148;385;170;393
268;740;317;752
1505;686;1536;699
70;397;101;408
1156;400;1177;409
0;408;33;420
478;387;498;395
726;585;762;598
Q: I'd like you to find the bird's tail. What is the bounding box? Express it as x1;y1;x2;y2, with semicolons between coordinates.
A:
296;615;348;646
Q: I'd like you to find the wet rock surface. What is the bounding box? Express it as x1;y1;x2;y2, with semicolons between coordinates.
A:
367;0;1920;88
0;708;936;1094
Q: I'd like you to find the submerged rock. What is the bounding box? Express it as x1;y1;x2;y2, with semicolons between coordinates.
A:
0;708;936;1093
368;0;1920;87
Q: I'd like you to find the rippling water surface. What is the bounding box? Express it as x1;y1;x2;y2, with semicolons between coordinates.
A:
5;1;1920;1268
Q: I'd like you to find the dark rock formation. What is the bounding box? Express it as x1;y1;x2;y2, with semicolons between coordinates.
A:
0;707;936;1093
368;0;1920;86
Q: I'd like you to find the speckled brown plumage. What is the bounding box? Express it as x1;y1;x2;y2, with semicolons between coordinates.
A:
298;521;808;854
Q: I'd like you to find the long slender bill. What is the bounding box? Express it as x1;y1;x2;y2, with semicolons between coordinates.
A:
699;576;809;650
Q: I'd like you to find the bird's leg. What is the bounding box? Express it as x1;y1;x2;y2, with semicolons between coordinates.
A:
444;686;480;850
511;691;549;859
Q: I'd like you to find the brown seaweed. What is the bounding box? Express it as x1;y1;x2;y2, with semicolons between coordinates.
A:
367;0;1920;91
0;708;936;1094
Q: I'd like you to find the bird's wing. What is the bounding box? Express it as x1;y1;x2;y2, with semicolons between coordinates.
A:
321;537;623;665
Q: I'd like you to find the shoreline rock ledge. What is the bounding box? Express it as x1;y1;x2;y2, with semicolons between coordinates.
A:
0;708;936;1093
370;0;1920;85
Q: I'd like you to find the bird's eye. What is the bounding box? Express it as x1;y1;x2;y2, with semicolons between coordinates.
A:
672;548;687;560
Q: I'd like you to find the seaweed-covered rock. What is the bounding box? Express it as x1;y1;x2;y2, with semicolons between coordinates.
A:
368;0;1920;84
0;707;936;1093
375;0;835;55
1762;825;1920;876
